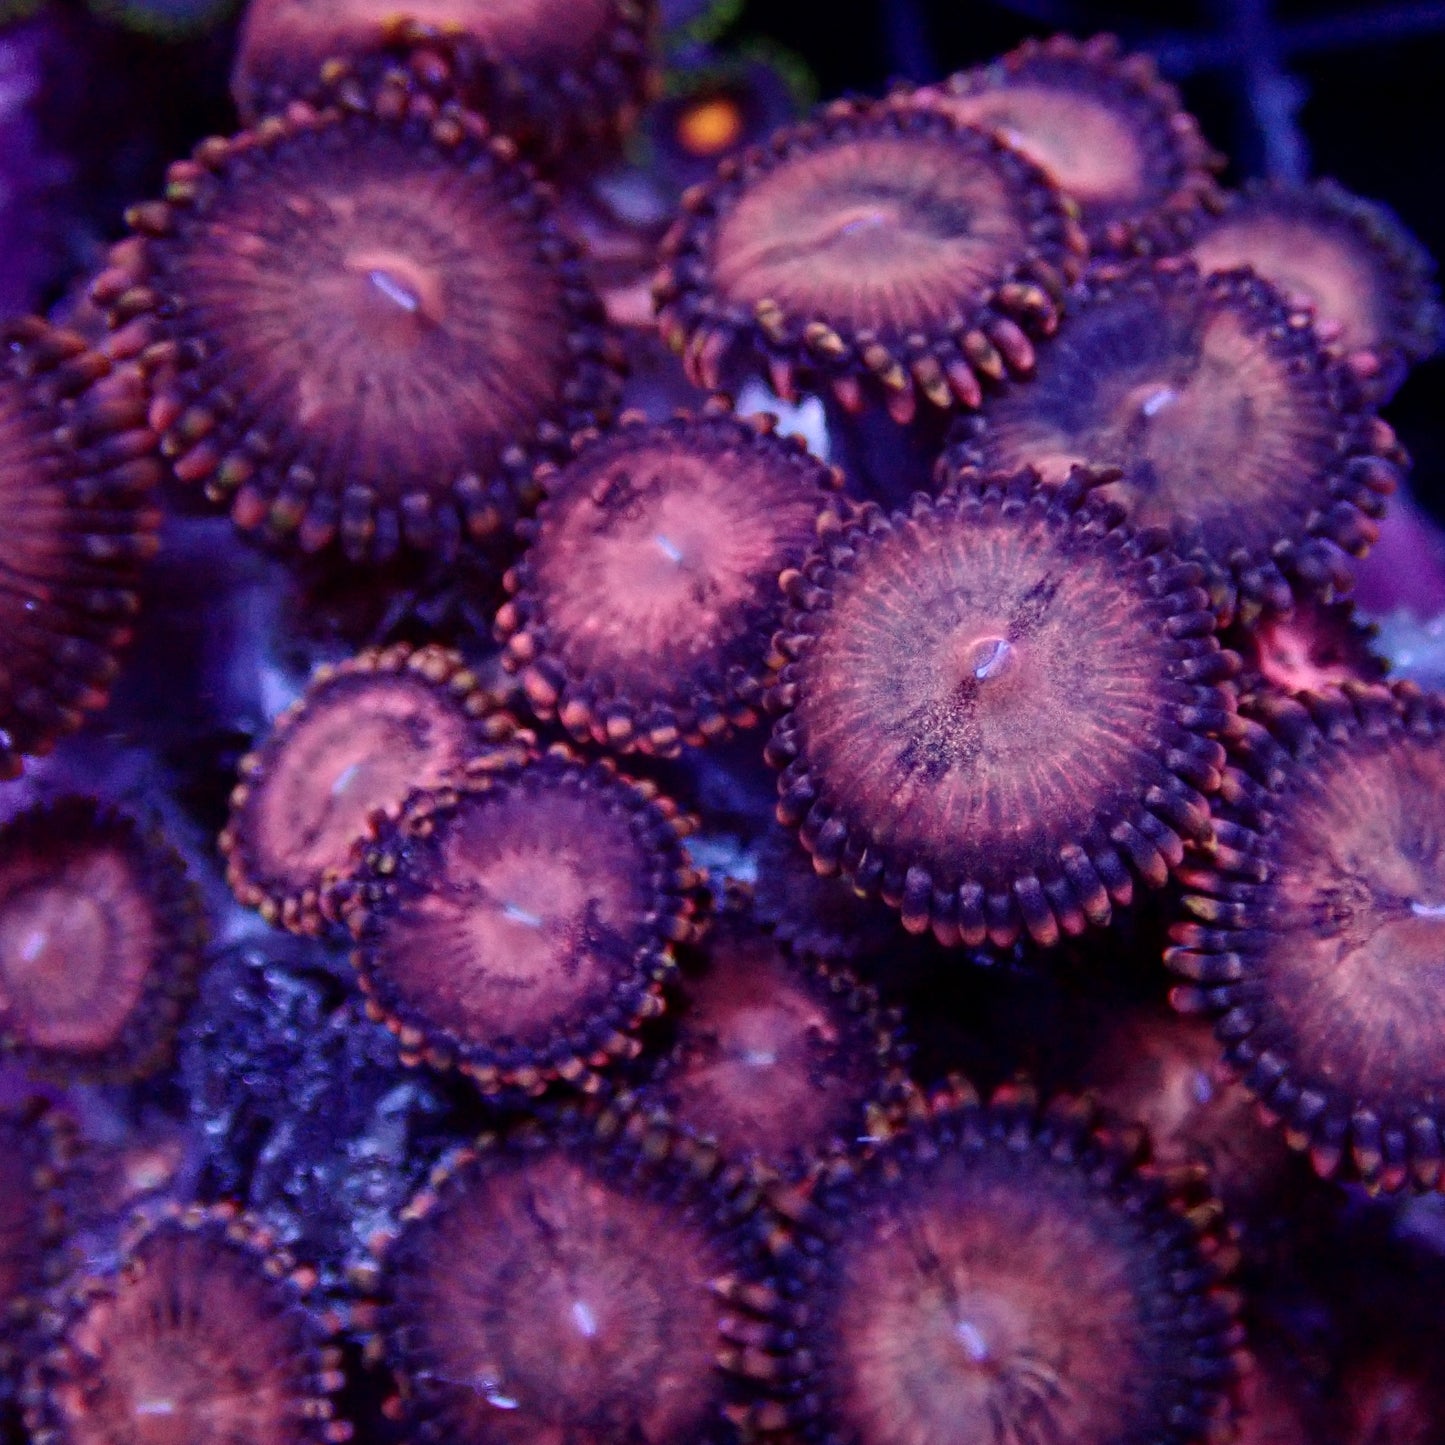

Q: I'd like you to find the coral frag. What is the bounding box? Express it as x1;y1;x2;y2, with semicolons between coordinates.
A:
0;7;1441;1444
